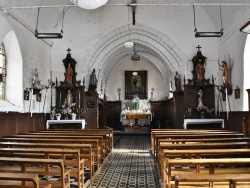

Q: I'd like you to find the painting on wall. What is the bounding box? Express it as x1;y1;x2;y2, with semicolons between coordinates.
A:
36;93;41;102
24;90;30;100
125;71;147;100
235;87;240;99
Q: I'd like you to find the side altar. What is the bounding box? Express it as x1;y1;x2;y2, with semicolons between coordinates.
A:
52;48;99;129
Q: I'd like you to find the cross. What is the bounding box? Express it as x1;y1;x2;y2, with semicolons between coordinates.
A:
66;47;71;54
131;0;136;25
196;45;202;52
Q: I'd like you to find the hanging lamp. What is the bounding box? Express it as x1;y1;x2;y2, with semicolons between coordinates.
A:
71;0;108;10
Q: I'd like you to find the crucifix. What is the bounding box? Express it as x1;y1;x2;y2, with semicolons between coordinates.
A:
66;47;71;54
196;45;202;52
130;0;137;25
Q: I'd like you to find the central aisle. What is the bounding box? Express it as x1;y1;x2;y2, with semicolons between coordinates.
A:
88;135;160;188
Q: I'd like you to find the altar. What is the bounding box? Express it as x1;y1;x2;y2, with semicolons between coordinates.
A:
183;119;224;129
120;110;152;126
46;119;86;129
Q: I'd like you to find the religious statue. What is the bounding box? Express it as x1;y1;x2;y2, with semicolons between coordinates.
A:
196;58;205;80
174;71;182;91
88;68;98;92
65;62;73;85
197;89;204;109
65;89;73;107
218;60;229;86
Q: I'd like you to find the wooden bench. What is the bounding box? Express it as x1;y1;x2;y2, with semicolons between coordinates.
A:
174;173;250;188
158;141;250;161
2;137;100;171
0;141;95;179
0;157;71;188
19;133;108;157
162;158;250;188
38;129;114;153
158;148;250;178
6;135;105;162
0;148;85;188
0;172;51;188
153;133;244;157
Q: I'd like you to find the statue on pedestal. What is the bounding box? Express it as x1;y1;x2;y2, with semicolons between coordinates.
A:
88;68;98;92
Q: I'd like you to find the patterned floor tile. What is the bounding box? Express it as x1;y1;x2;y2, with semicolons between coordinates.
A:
88;135;160;188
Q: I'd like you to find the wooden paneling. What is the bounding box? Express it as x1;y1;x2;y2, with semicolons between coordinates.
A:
184;85;215;110
106;101;121;130
0;113;46;139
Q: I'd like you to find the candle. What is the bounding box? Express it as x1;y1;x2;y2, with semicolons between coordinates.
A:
79;92;80;108
226;88;229;120
59;92;61;108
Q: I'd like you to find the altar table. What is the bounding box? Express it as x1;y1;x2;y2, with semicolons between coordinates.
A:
125;114;149;127
183;119;224;129
46;119;86;129
120;110;152;126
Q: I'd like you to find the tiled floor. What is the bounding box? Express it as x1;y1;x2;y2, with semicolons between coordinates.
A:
88;135;161;188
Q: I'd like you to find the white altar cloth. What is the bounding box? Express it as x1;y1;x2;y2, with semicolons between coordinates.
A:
120;110;152;126
183;119;224;129
46;119;86;129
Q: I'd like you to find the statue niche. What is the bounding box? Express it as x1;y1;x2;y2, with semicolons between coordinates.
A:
60;48;81;87
188;45;210;85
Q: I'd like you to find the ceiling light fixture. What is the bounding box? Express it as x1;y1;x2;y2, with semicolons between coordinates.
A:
124;41;134;48
193;5;224;38
240;20;250;34
131;44;140;61
70;0;108;10
131;44;140;76
35;8;64;39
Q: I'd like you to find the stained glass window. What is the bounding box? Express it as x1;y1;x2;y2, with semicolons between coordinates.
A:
0;43;6;99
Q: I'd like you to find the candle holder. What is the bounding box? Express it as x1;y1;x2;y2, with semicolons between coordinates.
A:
151;87;155;100
117;88;121;101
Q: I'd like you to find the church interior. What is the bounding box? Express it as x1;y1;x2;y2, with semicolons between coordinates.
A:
1;0;250;187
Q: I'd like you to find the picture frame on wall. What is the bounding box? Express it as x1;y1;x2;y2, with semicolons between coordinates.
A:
125;71;147;100
235;88;240;99
24;89;30;100
36;93;41;102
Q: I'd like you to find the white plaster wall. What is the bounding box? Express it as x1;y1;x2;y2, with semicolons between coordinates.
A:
0;11;52;113
50;5;219;102
4;31;23;110
1;1;250;112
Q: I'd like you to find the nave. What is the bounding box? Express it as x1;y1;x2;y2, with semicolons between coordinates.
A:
88;135;160;188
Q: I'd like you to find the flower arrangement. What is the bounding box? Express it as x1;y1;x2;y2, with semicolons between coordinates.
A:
50;106;57;120
60;103;76;115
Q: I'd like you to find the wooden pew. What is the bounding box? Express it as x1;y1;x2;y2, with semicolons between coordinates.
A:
152;132;244;156
6;134;105;161
0;172;51;188
158;141;250;165
21;132;108;157
3;136;101;171
0;141;95;178
163;158;250;188
0;148;85;188
38;129;114;153
0;157;71;188
158;148;250;178
174;173;250;188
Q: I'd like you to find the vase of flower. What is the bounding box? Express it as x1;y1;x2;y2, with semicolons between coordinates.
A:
56;114;61;120
71;113;76;120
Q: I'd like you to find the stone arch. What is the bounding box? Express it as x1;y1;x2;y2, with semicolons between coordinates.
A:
0;30;23;112
82;23;188;92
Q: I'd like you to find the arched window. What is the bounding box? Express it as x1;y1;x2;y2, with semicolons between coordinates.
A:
0;43;6;100
243;35;250;111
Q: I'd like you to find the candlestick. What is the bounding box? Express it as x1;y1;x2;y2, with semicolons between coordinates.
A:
59;92;61;108
79;92;80;108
